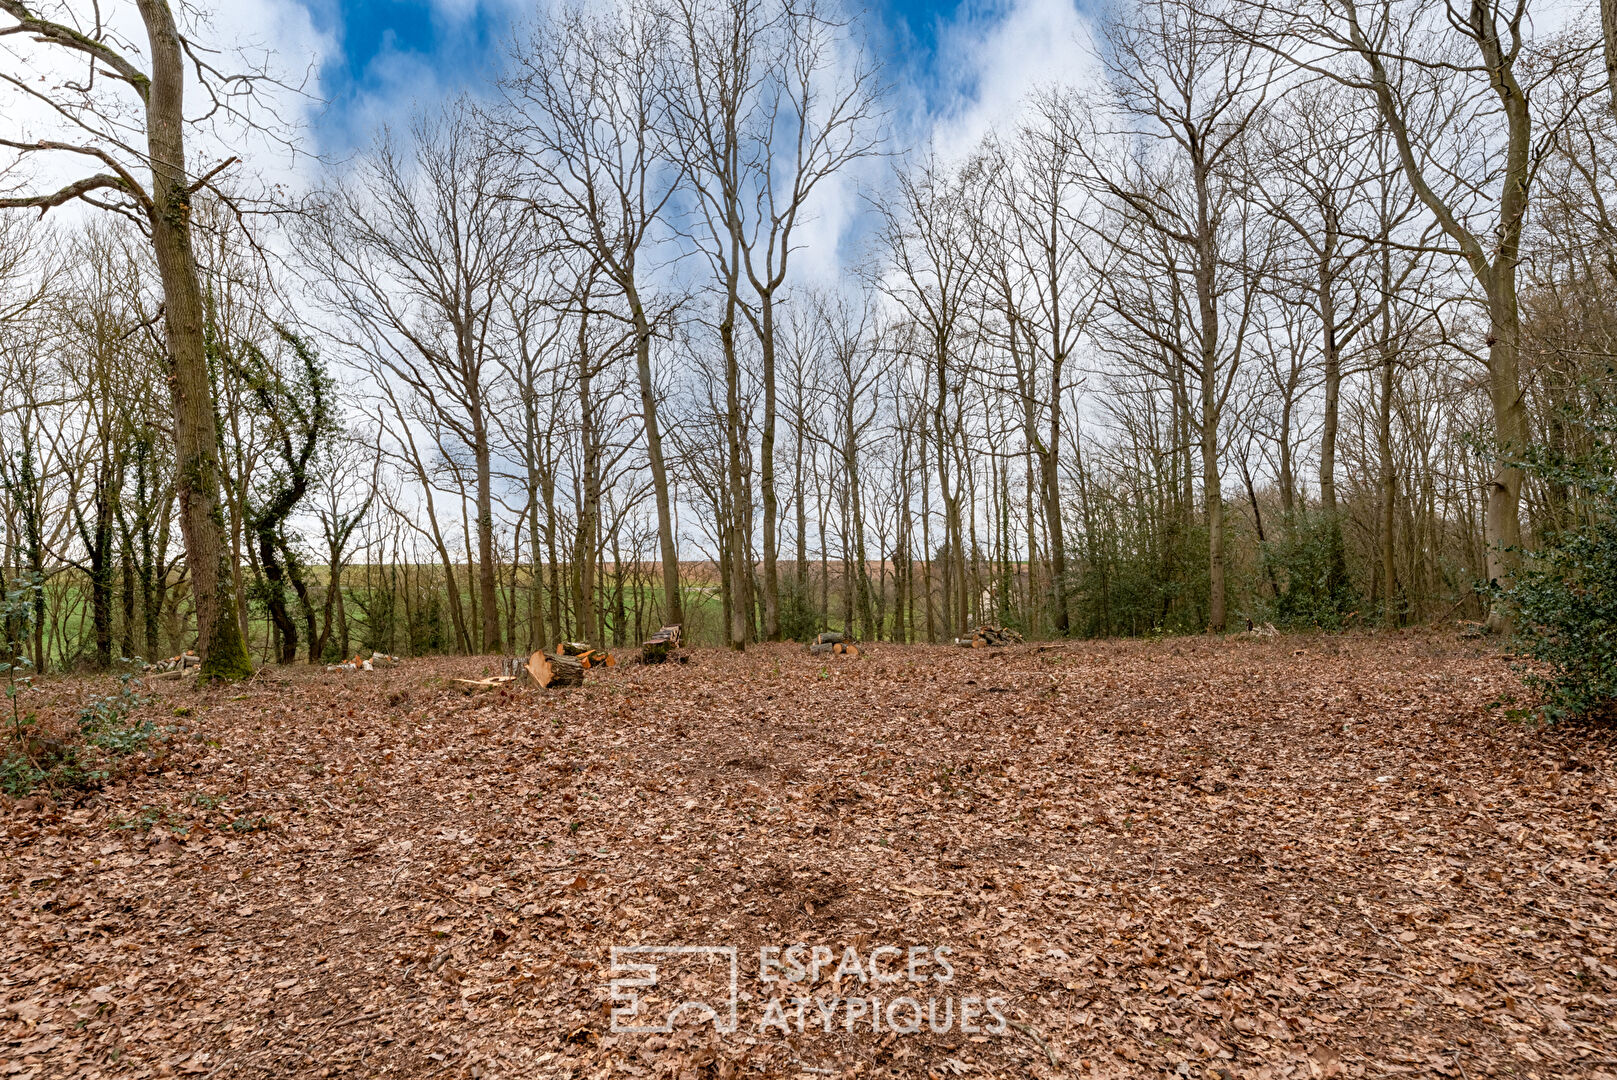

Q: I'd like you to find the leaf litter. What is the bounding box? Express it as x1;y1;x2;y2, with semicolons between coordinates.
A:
2;632;1615;1079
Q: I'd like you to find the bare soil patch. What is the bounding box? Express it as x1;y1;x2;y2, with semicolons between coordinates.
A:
3;633;1615;1079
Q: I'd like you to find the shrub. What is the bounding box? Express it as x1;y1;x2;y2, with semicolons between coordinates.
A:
1261;512;1358;629
1498;410;1617;722
777;579;822;643
0;659;156;797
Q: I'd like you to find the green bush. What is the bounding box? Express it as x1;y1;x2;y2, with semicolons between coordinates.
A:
777;579;822;643
1261;512;1357;629
1498;412;1617;722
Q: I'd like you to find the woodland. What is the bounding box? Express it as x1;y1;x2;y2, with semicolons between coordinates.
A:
0;0;1612;672
2;0;1617;1076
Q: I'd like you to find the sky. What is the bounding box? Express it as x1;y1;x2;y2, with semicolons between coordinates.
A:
287;0;1101;157
0;0;1100;286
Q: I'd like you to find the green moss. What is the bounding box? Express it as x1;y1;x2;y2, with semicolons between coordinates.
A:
196;584;253;684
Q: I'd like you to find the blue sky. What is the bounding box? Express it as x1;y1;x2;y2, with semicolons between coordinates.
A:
300;0;974;152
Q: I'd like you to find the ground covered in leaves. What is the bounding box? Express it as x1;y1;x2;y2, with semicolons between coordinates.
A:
3;633;1616;1079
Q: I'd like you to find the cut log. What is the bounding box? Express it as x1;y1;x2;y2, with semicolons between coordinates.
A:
640;624;682;664
814;631;845;645
534;652;585;688
579;648;612;669
808;642;835;656
557;641;592;657
960;625;1024;648
843;644;861;659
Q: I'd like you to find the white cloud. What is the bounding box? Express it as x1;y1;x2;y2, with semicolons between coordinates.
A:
905;0;1103;162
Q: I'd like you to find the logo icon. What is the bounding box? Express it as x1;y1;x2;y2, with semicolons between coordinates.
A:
608;945;739;1033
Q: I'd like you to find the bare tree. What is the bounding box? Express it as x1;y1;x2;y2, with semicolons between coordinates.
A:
1082;0;1277;632
299;99;523;654
0;0;266;678
503;0;688;630
1237;0;1600;628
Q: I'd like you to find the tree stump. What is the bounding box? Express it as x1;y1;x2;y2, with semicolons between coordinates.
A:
532;651;584;688
641;624;682;664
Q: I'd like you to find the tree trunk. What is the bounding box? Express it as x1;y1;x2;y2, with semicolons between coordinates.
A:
257;529;298;663
759;296;780;640
1318;242;1341;516
629;302;683;630
1378;340;1398;627
1483;291;1527;631
136;0;251;681
473;411;501;654
1604;0;1617;116
576;332;601;650
721;285;749;652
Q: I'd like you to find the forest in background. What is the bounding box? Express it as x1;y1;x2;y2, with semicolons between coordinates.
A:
1;0;1614;671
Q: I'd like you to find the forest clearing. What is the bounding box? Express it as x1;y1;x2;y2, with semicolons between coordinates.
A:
3;633;1614;1079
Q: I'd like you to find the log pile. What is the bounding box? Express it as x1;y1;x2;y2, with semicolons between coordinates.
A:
808;631;861;658
145;651;200;679
326;651;401;672
954;625;1024;648
640;625;683;665
552;642;615;668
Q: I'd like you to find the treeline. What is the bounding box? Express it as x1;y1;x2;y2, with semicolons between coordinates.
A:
1;0;1614;673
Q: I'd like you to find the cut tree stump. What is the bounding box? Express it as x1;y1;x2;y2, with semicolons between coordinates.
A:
641;624;682;664
532;652;585;688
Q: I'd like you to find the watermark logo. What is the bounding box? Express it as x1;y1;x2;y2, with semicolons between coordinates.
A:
609;945;740;1033
608;944;1007;1037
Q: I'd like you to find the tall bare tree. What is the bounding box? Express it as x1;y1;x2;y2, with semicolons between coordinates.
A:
503;0;688;630
299;99;523;654
0;0;258;678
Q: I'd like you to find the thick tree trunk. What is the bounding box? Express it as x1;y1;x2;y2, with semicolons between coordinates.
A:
257;530;298;663
136;0;251;681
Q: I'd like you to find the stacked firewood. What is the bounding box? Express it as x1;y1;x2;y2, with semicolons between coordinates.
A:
326;651;401;672
640;625;683;665
145;651;199;677
556;641;617;669
954;625;1024;648
144;651;202;681
807;631;861;658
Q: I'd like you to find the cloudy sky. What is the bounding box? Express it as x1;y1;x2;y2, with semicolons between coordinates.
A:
219;0;1096;277
1;0;1100;281
277;0;1099;157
